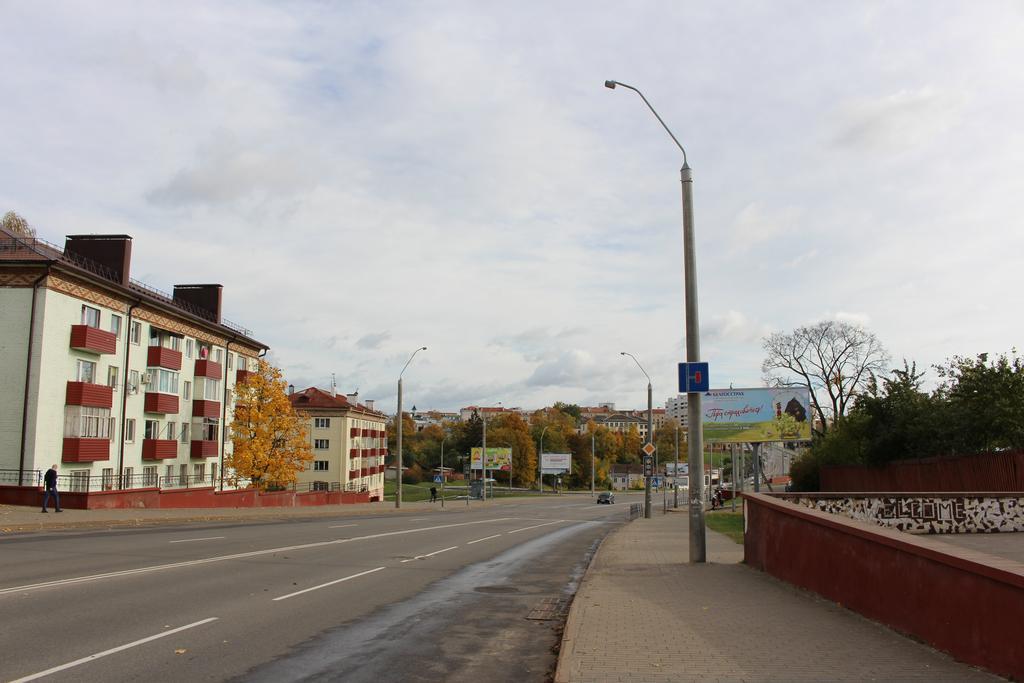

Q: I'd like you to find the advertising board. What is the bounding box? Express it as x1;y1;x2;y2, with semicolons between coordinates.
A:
470;447;512;471
540;452;571;474
702;387;812;443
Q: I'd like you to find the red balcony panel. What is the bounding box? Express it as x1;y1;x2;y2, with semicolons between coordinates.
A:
360;468;368;477
192;399;221;418
65;381;113;408
361;428;370;437
142;439;178;460
70;325;116;355
147;345;182;371
190;440;218;458
62;437;110;462
235;369;252;385
194;359;222;379
350;427;359;438
350;448;359;458
144;392;179;414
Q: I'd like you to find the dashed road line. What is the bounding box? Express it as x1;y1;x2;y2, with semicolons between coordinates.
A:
272;567;386;601
400;546;459;563
466;534;501;545
168;536;225;544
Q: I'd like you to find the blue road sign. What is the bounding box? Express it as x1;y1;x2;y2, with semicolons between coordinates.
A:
678;362;710;392
652;477;661;487
433;474;443;483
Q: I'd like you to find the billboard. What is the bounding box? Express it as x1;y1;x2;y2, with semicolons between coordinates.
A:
471;447;512;471
702;387;812;443
541;452;571;474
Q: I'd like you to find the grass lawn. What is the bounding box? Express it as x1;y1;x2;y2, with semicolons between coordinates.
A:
704;510;744;544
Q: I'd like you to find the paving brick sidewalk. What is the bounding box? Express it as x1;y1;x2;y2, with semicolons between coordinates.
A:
555;510;1003;683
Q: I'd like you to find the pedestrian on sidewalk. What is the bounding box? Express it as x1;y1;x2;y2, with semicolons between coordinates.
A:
430;486;437;503
42;463;62;513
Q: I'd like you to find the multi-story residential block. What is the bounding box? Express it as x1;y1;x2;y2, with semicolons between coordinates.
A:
0;229;266;494
289;387;387;501
458;405;526;422
665;395;688;427
591;412;650;439
410;409;459;432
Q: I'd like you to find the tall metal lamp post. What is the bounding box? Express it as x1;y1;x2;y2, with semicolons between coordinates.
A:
480;402;501;502
621;351;653;519
606;79;706;562
395;346;427;509
538;424;550;493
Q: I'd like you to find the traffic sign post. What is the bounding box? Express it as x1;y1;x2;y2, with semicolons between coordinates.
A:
643;455;654;477
678;362;710;393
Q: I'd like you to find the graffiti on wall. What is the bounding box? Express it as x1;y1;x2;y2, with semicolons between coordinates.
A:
786;495;1024;534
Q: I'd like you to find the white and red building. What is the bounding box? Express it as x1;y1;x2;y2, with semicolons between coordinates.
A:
288;387;387;501
0;229;269;502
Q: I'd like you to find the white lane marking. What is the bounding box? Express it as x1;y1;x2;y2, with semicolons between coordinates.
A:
400;546;459;563
409;517;427;521
328;524;358;529
0;518;515;596
168;536;225;544
272;567;386;601
9;617;219;683
466;534;501;545
506;521;565;534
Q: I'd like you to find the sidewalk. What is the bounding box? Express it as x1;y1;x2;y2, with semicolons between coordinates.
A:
555;509;1002;683
0;498;464;534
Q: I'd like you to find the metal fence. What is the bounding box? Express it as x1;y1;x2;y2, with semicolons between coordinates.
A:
0;469;42;486
1;469;372;495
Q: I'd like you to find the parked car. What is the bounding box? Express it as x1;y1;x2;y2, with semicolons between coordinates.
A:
597;491;615;504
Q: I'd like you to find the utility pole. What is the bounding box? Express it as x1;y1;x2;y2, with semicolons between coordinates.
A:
674;424;680;509
591;430;595;497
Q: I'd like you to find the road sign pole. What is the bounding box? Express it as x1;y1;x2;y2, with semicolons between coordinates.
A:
645;381;653;519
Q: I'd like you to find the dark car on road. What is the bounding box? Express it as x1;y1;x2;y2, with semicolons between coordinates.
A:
597;492;615;504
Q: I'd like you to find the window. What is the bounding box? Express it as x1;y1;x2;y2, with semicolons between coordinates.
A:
165;464;175;483
102;468;114;491
143;466;157;487
192;417;219;442
227;353;233;370
81;305;100;328
144;420;159;440
70;470;90;493
169;335;182;351
125;418;136;443
107;366;119;390
76;359;97;384
196;377;221;401
198;343;210;360
130;321;142;345
64;406;112;438
108;416;116;440
124;467;134;488
148;368;179;394
314;418;330;429
183;381;191;401
213;348;223;363
194;463;205;480
314;439;329;450
178;464;188;486
129;370;140;393
180;422;190;444
238;356;247;372
210;464;217;485
185;338;194;358
110;314;122;339
313;461;329;471
167;421;176;440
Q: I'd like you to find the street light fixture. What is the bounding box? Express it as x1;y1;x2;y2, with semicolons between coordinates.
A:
621;351;653;519
395;346;427;509
606;79;706;562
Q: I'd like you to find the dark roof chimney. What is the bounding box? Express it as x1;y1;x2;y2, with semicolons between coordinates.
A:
64;234;133;285
173;284;223;323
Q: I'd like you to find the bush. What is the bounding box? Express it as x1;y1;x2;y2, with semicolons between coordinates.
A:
402;462;425;484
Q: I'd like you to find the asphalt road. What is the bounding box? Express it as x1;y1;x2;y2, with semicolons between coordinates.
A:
0;493;639;682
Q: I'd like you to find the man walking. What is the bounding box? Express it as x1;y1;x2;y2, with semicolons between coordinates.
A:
42;463;62;513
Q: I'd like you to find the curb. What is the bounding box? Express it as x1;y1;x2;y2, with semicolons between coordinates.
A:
552;509;635;683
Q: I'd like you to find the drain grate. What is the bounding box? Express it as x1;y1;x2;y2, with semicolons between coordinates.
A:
526;596;571;621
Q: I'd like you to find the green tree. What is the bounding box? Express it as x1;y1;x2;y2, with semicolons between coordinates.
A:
936;351;1024;453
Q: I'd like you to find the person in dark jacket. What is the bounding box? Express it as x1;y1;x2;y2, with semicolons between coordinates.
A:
42;463;62;513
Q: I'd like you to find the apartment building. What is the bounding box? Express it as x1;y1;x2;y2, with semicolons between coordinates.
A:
289;387;387;501
0;230;267;493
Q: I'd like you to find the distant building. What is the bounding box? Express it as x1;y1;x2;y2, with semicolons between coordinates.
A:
458;406;525;422
592;412;649;440
610;463;645;490
410;409;459;431
665;395;687;426
289;387;387;501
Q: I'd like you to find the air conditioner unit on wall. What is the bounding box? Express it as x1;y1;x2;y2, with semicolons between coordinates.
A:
142;372;153;385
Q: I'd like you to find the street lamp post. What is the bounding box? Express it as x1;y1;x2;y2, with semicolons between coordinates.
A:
538;425;550;493
606;79;706;562
440;437;446;509
674;424;680;509
621;352;652;519
396;346;427;509
480;402;501;502
591;430;596;497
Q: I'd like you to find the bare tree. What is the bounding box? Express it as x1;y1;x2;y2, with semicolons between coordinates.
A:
762;320;889;436
2;211;36;238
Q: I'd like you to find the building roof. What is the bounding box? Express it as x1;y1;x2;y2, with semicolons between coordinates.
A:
289;387;386;419
0;227;267;350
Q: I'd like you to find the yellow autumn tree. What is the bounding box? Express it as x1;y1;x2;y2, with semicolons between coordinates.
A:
226;359;312;490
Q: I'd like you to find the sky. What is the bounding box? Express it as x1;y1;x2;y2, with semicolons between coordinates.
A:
2;1;1022;413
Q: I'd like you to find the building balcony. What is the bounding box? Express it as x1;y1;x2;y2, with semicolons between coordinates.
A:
144;392;179;414
350;448;359;458
142;439;178;460
147;345;182;371
62;437;110;463
360;468;368;478
194;359;222;379
192;399;221;418
190;440;218;458
235;369;252;385
350;427;359;438
65;381;113;409
361;428;371;437
69;324;116;355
